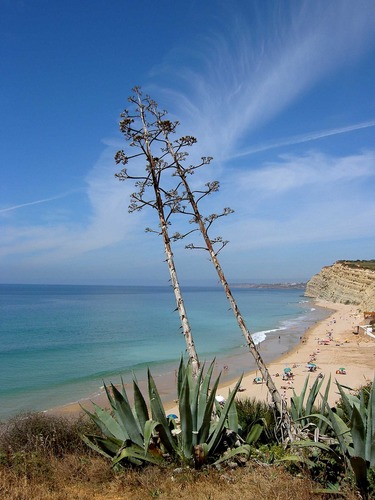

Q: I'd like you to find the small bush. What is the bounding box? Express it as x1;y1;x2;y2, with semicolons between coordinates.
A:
0;412;97;458
235;397;277;444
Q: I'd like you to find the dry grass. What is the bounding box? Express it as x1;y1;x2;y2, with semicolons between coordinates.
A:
0;456;358;500
0;412;359;499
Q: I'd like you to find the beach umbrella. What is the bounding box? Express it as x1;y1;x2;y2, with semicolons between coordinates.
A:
339;368;345;371
307;363;316;368
166;414;178;420
284;367;291;373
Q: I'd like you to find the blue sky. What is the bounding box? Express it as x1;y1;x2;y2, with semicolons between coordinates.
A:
1;0;375;285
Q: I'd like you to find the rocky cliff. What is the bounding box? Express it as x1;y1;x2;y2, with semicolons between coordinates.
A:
305;261;375;311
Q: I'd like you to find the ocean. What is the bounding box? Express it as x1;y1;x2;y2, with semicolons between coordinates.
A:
0;284;330;421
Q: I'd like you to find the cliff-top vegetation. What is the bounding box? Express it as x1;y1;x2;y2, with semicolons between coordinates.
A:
337;260;375;271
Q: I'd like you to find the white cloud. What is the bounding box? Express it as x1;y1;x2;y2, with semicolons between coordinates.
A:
0;146;144;262
153;1;375;161
2;1;375;282
232;150;375;196
213;149;375;251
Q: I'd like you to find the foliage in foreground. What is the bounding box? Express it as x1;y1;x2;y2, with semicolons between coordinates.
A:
82;360;250;469
285;376;375;499
0;453;338;500
1;379;371;499
235;397;277;445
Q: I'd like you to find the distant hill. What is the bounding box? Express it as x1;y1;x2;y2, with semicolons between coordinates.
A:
230;282;306;289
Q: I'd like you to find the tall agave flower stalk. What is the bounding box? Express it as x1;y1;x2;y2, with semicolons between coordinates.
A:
114;88;199;377
116;88;292;440
172;157;291;438
154;115;292;440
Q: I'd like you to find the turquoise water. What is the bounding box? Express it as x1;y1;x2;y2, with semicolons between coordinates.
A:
0;284;327;420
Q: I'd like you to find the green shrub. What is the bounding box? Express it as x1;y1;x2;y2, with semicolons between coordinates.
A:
235;397;277;444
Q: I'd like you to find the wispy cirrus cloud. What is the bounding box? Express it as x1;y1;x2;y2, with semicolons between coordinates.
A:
231;150;375;196
154;1;375;160
2;1;375;283
213;148;375;253
0;147;141;261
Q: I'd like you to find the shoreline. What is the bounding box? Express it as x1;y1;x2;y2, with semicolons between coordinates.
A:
49;299;374;418
193;300;374;410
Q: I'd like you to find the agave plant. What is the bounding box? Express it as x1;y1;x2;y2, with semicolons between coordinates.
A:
290;375;331;433
175;359;250;466
81;359;250;468
326;377;375;499
81;377;166;467
287;376;374;499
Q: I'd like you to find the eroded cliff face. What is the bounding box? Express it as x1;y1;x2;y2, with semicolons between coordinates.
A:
305;262;375;311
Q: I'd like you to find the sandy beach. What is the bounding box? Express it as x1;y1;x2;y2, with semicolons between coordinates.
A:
50;299;374;418
191;300;375;410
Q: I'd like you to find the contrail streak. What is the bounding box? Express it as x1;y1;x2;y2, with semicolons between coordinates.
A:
0;191;76;213
231;119;375;159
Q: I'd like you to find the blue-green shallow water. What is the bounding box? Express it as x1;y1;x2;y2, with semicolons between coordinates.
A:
0;284;330;420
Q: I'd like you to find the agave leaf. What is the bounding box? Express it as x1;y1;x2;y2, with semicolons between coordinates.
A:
110;384;144;447
246;422;265;444
133;379;149;431
305;376;323;416
290;394;301;423
295;412;330;425
291;376;310;424
350;404;366;460
335;380;355;418
80;434;122;458
143;420;160;456
120;377;132;405
226;390;239;433
198;372;221;444
213;444;251;465
103;382;116;410
185;362;193;405
291;439;335;453
179;372;193;458
81;433;123;458
113;443;163;466
82;403;128;441
206;375;243;455
190;363;204;445
319;375;331;433
326;405;352;454
297;376;309;415
148;370;176;453
197;359;215;430
155;422;177;456
177;357;185;399
366;377;375;467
